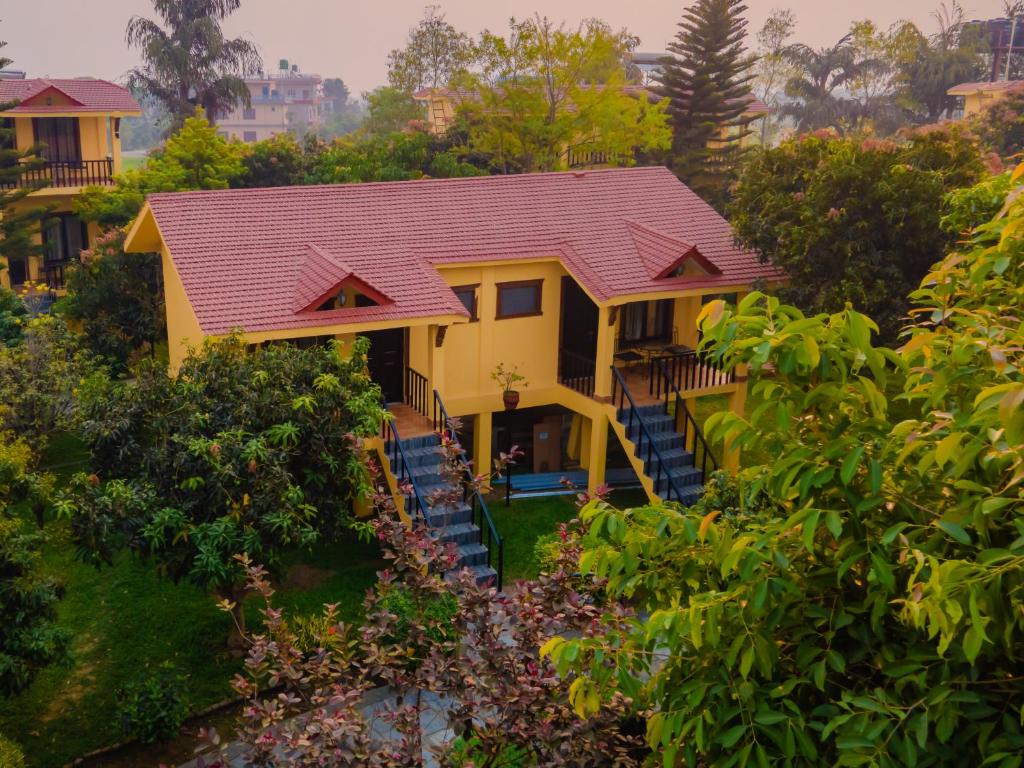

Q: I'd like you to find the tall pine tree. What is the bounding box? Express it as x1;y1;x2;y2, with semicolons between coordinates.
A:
0;37;50;289
658;0;755;206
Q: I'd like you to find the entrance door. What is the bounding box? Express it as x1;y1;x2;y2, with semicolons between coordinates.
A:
361;328;406;403
559;278;599;387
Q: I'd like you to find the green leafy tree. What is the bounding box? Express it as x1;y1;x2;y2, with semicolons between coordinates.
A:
0;433;68;695
126;0;262;131
119;89;172;152
361;87;425;136
0;39;49;287
0;316;98;457
728;124;985;339
781;34;861;132
752;8;797;145
387;5;475;93
970;89;1024;162
58;230;166;371
75;110;245;227
60;336;383;645
657;0;755;204
897;3;989;124
459;15;669;173
237;132;307;187
550;164;1024;765
0;287;27;348
304;130;483;184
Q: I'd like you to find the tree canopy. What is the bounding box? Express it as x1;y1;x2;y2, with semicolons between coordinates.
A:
386;5;475;94
657;0;755;204
727;124;987;339
548;162;1024;766
60;336;384;642
126;0;262;130
457;16;669;173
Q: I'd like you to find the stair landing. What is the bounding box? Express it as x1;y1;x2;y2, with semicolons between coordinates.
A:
387;403;434;439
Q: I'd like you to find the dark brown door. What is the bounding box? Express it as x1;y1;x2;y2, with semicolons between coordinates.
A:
361;328;406;403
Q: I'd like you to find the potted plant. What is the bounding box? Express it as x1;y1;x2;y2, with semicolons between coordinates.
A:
491;363;528;410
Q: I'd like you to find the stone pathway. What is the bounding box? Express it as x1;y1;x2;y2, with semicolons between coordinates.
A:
179;685;461;767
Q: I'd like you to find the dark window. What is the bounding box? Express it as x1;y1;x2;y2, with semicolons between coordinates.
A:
32;117;80;162
42;212;87;265
496;280;542;319
243;108;257;120
6;256;28;286
261;86;270;98
0;118;14;151
453;284;479;321
243;131;258;143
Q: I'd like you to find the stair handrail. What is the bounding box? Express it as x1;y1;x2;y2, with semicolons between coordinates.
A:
433;389;504;591
381;401;430;522
656;359;720;478
610;366;687;504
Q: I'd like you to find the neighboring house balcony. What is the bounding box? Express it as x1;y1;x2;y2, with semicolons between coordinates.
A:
0;157;114;191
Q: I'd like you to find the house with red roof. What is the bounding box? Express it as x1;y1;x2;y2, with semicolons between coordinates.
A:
125;166;780;582
0;76;141;291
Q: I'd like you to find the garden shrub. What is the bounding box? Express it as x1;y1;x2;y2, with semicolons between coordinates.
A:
0;733;25;768
116;662;189;744
548;167;1024;765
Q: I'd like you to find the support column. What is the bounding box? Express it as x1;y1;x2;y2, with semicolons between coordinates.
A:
674;296;701;348
586;413;609;493
428;325;447;401
594;305;617;399
474;411;493;481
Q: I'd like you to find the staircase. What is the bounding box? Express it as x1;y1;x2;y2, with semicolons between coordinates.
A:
382;404;502;589
618;403;706;505
610;365;719;506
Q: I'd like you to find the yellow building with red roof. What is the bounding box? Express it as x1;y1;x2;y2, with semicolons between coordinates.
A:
125;167;781;584
0;76;141;291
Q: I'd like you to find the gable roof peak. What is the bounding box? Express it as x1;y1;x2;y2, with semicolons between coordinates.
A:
626;220;722;280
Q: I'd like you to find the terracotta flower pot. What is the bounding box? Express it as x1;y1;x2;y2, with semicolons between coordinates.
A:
503;390;520;410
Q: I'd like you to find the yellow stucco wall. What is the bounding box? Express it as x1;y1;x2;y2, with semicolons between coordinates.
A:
162;246;205;371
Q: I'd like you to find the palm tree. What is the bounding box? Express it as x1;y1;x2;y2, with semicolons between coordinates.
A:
126;0;262;131
781;35;862;133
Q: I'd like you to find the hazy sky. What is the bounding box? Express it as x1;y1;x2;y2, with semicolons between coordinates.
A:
1;0;1011;95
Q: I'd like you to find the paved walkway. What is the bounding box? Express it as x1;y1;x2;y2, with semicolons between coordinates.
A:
180;685;460;767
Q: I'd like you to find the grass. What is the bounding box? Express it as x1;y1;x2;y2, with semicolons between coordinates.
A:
0;437;383;768
489;488;649;583
120;155;147;172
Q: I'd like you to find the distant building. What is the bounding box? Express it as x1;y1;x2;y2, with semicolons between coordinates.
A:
217;59;323;143
947;80;1024;119
0;76;141;292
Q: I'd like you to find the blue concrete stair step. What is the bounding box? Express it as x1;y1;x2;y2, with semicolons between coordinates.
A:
385;430;498;587
618;404;706;503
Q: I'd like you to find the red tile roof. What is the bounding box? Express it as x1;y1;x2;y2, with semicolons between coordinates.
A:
141;166;781;336
947;80;1024;95
0;78;141;113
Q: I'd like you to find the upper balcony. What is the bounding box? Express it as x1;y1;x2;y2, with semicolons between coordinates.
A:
0;158;114;191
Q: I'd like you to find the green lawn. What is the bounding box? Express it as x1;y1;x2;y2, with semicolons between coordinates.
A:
489;489;648;583
120;155;147;172
0;437;384;768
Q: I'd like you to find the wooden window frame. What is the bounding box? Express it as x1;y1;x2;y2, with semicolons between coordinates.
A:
496;279;543;320
452;284;479;322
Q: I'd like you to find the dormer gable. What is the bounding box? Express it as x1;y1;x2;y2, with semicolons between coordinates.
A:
293;244;392;313
626;220;722;280
20;82;84;109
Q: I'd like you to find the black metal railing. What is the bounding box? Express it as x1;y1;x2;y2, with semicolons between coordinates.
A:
558;348;597;397
42;262;66;290
434;389;504;591
405;367;429;417
611;366;686;504
656;359;719;479
649;349;734;398
0;159;114;189
564;148;624;168
381;407;430;522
